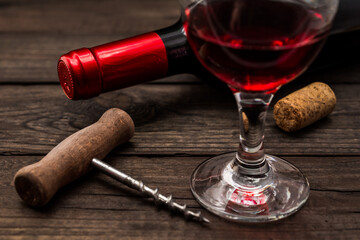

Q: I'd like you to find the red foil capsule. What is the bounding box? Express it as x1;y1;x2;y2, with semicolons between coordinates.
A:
58;32;168;100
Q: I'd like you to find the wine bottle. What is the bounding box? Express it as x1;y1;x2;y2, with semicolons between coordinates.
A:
58;1;360;100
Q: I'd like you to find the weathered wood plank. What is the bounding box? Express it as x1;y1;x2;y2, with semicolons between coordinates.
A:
1;155;359;240
0;203;358;240
2;155;360;196
0;83;359;156
0;0;179;35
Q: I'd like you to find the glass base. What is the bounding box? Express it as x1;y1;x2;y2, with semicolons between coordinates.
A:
190;152;310;222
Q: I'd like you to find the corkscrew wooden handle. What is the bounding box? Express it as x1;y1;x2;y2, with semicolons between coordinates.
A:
13;108;135;207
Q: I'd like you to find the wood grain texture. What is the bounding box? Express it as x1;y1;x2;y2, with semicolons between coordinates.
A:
1;155;360;240
0;82;359;156
0;0;179;35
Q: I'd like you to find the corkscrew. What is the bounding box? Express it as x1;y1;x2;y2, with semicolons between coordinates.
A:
13;108;209;224
91;158;210;223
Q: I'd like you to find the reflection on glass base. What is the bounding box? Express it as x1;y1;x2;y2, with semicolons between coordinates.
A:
190;152;310;222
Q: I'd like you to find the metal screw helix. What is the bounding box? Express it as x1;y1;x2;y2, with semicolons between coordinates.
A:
91;158;210;223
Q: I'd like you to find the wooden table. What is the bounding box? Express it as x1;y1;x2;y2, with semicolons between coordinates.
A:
1;0;359;239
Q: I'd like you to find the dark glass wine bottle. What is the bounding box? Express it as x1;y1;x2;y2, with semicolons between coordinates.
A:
58;2;360;100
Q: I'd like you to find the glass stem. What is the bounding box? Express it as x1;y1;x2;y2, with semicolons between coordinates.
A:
233;91;274;176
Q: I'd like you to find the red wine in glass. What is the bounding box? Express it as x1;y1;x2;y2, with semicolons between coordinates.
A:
184;0;329;93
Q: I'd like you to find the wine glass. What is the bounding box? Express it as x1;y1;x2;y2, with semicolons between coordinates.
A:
180;0;339;222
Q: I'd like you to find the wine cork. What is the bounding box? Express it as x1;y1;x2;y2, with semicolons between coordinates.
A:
273;82;336;132
242;112;249;132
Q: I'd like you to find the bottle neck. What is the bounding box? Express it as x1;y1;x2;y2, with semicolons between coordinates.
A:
155;19;197;75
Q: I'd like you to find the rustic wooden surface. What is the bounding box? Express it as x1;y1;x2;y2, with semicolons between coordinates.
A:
1;0;360;239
